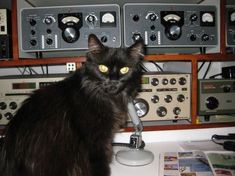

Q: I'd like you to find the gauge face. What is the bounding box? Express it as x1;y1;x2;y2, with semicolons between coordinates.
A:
200;11;215;26
202;13;213;23
230;12;235;22
163;14;181;22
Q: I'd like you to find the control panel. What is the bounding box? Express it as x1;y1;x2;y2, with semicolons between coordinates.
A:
20;4;121;52
0;75;65;125
198;79;235;116
134;73;191;121
0;9;10;35
124;3;217;48
226;5;235;47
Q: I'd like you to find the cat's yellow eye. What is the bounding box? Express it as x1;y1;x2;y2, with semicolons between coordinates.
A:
120;67;129;74
98;65;109;73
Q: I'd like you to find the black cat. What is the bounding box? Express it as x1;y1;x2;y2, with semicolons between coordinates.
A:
0;34;144;176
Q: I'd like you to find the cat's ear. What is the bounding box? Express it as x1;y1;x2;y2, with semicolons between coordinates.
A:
128;40;145;60
88;34;105;54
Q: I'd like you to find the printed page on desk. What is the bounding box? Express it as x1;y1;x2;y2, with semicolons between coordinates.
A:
205;151;235;176
159;151;235;176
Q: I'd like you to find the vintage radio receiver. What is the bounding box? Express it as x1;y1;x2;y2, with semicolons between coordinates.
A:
226;5;235;47
20;4;121;52
134;72;191;121
0;9;12;59
198;79;235;116
124;3;217;48
0;75;65;125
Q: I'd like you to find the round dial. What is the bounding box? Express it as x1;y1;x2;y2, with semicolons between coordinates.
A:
62;27;79;43
202;13;214;23
205;96;219;110
230;12;235;22
134;99;149;118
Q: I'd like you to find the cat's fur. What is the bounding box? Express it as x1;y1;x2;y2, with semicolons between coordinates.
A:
0;34;144;176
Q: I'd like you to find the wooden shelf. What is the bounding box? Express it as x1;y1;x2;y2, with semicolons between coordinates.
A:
1;54;234;67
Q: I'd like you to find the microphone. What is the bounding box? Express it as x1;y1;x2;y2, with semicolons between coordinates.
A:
115;99;154;166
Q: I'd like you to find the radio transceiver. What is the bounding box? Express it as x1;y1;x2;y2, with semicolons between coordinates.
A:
134;72;191;121
198;79;235;116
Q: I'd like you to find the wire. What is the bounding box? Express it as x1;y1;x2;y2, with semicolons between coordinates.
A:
140;62;149;72
197;61;205;73
149;61;164;72
203;61;212;79
209;73;222;79
211;134;223;146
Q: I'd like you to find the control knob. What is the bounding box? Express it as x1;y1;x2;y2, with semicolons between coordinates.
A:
9;102;17;110
62;27;79;43
190;14;198;22
177;94;185;102
165;24;181;40
151;95;159;104
132;33;142;42
157;106;167;117
44;16;55;25
164;95;172;103
86;14;97;25
173;107;181;115
4;112;13;120
133;99;149;118
147;13;157;21
0;102;7;110
205;96;219;110
201;34;210;41
151;78;159;86
190;34;197;41
179;77;187;85
29;18;36;26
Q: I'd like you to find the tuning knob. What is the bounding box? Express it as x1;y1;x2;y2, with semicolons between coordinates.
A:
133;99;149;118
62;27;79;43
165;24;181;40
205;96;219;110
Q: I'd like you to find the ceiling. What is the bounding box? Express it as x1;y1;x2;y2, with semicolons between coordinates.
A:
25;0;204;7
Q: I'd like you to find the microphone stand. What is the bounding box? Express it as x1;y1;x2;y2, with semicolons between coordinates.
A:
115;99;154;166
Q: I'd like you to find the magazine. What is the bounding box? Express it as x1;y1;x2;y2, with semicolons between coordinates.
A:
159;151;235;176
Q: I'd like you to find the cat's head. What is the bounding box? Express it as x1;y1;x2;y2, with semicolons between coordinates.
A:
84;34;144;96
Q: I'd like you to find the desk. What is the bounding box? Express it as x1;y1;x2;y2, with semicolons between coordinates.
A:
111;127;235;176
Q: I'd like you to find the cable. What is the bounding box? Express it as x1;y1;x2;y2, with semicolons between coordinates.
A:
197;61;205;73
209;73;222;79
140;62;149;72
203;61;212;79
149;61;164;72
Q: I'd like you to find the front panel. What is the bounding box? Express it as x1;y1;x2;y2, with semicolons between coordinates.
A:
124;3;217;48
20;5;121;52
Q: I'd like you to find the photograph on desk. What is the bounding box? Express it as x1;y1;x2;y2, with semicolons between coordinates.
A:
159;151;235;176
